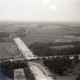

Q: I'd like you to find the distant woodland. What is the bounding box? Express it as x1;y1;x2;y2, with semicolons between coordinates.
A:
0;32;10;38
29;41;80;56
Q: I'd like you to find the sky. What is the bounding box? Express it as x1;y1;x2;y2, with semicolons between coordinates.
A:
0;0;80;22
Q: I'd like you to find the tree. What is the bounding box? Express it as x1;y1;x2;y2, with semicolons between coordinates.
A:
74;55;79;64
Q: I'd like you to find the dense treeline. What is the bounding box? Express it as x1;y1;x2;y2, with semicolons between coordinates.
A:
24;68;35;80
29;41;80;48
0;32;10;38
1;59;28;69
29;41;80;76
0;32;10;42
29;41;80;56
0;60;36;80
0;60;35;80
1;69;14;78
43;55;80;76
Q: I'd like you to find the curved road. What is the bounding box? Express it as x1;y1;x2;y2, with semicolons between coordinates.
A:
28;62;54;80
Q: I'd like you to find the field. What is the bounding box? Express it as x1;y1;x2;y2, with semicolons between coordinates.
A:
0;42;21;60
0;22;80;45
0;22;80;59
0;22;80;80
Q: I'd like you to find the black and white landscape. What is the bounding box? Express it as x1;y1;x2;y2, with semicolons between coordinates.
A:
0;0;80;80
0;22;80;80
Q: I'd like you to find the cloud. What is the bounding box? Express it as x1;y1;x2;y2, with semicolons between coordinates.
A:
42;0;56;10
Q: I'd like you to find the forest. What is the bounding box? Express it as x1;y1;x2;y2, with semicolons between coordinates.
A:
43;55;79;76
29;41;80;56
29;41;80;76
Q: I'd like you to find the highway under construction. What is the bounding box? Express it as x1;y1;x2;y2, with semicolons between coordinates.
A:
13;37;55;80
